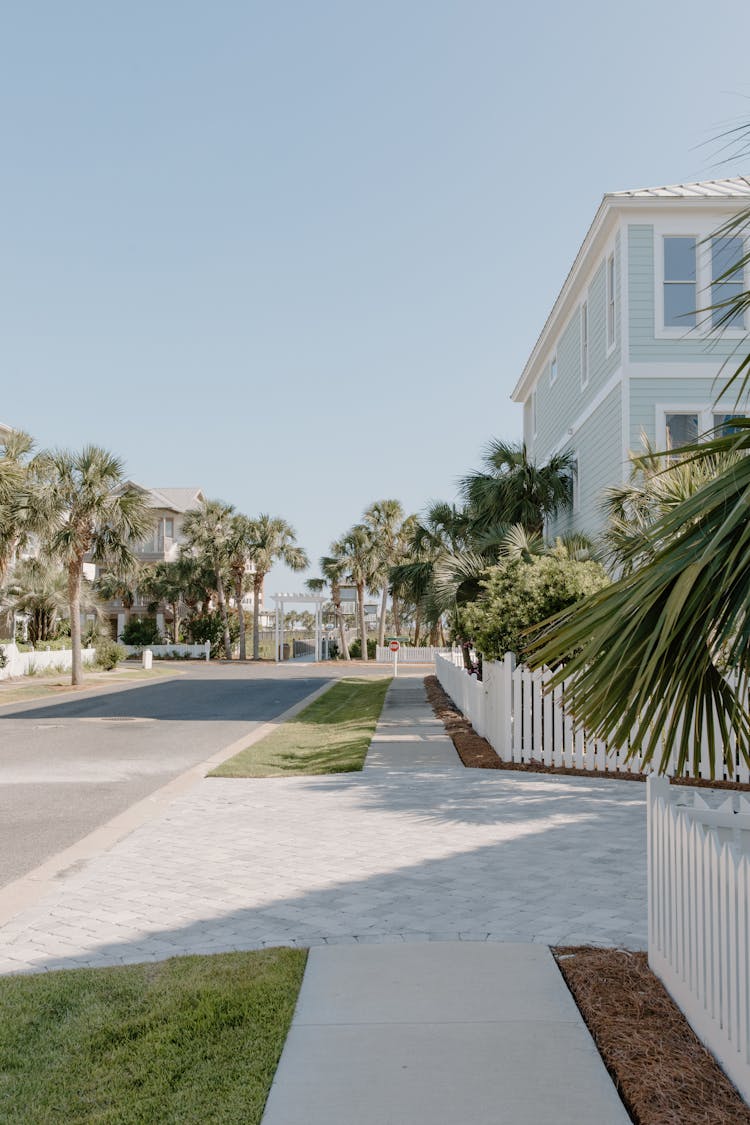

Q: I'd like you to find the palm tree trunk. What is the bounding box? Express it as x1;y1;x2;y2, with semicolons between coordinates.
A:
235;574;246;660
172;601;180;644
252;576;262;659
412;605;421;647
68;560;83;686
378;585;388;648
358;581;368;661
215;571;232;660
333;585;350;661
392;594;401;635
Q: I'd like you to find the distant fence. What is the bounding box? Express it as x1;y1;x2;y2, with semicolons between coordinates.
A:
122;643;210;660
376;646;453;664
434;651;750;783
648;777;750;1102
0;644;96;680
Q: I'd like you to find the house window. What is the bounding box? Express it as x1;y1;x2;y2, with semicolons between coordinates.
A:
663;237;697;327
665;412;699;451
711;236;745;329
607;253;616;348
550;355;557;385
164;518;174;539
580;302;588;387
713;412;746;436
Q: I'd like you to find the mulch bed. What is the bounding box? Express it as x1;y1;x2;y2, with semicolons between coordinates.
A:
553;947;750;1125
423;675;750;792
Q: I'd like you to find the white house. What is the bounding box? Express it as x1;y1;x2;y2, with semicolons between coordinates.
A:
512;177;750;540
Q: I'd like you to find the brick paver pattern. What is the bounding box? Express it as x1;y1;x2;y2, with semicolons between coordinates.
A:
0;678;647;973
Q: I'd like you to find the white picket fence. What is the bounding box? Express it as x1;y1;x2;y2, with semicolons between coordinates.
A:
0;643;96;680
434;651;750;783
121;643;210;660
648;776;750;1102
376;645;452;664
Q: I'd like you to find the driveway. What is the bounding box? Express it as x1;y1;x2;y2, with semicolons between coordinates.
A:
0;663;334;886
0;674;648;974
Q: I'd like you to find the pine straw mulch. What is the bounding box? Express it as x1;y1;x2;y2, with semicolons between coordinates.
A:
553;947;750;1125
423;675;750;792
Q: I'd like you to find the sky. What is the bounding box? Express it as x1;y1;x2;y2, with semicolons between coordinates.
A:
3;1;750;591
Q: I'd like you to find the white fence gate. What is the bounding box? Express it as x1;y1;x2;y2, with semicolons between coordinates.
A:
376;646;452;664
648;776;750;1102
434;651;750;783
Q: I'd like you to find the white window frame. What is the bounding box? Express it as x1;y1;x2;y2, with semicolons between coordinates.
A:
656;402;747;450
606;251;616;353
580;302;589;389
654;222;747;340
550;353;558;386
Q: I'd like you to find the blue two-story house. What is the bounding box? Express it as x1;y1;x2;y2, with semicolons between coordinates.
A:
512;177;750;540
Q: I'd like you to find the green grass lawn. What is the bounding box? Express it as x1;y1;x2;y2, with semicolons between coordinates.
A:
0;948;306;1124
210;676;391;777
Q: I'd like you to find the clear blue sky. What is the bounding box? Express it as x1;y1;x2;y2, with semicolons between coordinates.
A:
3;1;750;589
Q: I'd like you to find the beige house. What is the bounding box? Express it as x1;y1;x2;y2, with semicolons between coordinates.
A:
94;485;206;638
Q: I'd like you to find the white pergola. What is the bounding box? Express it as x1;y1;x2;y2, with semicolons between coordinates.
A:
271;592;328;662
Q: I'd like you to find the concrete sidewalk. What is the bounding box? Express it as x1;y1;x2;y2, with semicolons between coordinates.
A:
261;677;629;1124
261;942;629;1124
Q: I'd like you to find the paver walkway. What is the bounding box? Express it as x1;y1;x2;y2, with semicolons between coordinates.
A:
0;671;647;974
261;943;630;1124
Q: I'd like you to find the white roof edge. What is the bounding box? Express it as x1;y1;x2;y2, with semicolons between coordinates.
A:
511;183;750;403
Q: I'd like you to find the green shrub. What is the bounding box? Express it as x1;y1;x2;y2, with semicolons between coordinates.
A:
95;638;127;670
463;545;610;662
348;637;376;659
120;617;161;646
184;612;240;655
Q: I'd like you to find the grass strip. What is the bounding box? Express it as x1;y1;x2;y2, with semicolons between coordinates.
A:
0;667;178;707
211;676;391;777
0;948;306;1125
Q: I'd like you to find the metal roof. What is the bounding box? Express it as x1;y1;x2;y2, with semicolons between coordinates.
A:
148;487;205;512
612;176;750;199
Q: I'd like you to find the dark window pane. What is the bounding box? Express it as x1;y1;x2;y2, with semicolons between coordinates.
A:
713;413;746;436
664;283;697;326
712;236;743;281
664;237;696;281
666;414;699;449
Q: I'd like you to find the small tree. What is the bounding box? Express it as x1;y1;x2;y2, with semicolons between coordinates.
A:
463;544;609;662
247;515;308;660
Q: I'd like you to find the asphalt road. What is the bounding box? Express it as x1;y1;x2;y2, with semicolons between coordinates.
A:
0;663;334;887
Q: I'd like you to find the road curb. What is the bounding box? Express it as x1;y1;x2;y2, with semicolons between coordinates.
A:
0;677;337;927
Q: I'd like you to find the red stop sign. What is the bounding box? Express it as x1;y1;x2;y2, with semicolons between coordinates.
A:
389;640;400;652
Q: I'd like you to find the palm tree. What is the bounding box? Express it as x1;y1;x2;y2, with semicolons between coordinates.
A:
460;440;575;537
527;421;750;777
0;430;43;588
307;551;351;661
599;439;740;574
226;514;257;660
362;500;411;647
246;515;308;660
390;502;473;647
182;499;235;660
1;557;98;644
36;446;153;685
138;560;190;644
338;525;378;661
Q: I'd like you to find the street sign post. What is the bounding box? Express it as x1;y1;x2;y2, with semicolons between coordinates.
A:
389;639;400;677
